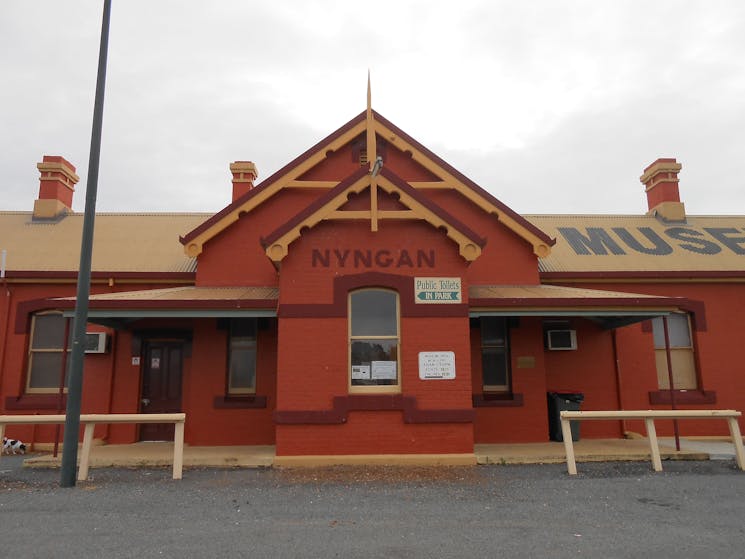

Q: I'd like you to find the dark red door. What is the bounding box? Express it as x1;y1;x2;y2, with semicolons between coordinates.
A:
140;341;183;441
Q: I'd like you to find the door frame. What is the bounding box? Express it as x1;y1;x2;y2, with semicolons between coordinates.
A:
134;329;191;441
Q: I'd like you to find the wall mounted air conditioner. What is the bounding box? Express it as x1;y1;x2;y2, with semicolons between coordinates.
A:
546;329;577;351
85;332;108;354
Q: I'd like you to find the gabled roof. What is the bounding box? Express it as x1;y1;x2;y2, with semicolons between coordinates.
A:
261;166;487;263
180;109;555;258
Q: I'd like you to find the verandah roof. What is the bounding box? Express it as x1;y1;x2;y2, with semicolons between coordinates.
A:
55;286;278;328
468;284;689;329
51;283;687;331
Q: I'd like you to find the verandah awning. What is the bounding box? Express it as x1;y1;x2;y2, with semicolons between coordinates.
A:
53;283;690;331
56;286;278;328
468;284;690;329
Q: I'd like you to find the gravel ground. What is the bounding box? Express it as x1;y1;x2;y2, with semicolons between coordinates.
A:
1;455;744;558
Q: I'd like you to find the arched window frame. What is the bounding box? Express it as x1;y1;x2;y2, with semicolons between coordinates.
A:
26;311;70;394
348;288;401;394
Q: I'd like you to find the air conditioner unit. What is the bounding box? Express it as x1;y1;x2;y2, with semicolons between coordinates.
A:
546;329;577;351
85;332;108;354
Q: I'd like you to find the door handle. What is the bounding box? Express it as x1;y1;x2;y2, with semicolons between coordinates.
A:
141;398;150;407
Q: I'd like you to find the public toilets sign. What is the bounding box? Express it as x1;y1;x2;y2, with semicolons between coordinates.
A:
414;277;462;304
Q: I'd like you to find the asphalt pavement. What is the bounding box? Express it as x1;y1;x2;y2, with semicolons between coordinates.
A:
1;455;744;558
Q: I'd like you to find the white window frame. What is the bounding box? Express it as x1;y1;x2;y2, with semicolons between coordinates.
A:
348;288;401;394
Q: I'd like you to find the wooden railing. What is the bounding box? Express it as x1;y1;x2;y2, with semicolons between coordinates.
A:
0;413;186;481
559;409;745;475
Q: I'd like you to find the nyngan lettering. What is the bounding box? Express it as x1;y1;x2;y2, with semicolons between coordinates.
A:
311;249;436;268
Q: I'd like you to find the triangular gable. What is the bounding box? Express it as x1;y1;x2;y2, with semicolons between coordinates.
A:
180;107;555;258
261;166;487;264
180;111;368;257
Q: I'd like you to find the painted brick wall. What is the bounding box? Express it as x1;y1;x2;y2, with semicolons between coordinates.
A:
274;219;476;455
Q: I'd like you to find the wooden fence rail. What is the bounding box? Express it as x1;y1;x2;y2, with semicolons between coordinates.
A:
559;409;744;475
0;413;186;481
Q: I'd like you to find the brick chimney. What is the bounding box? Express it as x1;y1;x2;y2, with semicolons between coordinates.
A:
230;161;258;201
640;157;686;221
33;155;79;219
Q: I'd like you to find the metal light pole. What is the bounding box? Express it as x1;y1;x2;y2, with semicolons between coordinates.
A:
60;0;112;487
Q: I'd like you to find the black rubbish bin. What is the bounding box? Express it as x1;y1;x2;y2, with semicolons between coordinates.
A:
547;391;584;442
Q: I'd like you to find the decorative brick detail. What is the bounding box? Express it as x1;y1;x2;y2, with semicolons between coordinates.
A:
648;390;716;405
213;395;267;409
274;394;474;424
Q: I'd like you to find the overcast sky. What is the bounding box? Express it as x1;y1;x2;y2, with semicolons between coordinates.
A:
2;1;744;216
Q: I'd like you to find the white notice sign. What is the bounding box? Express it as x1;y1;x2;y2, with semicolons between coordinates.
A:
418;351;456;380
351;365;371;380
371;361;397;380
414;277;462;304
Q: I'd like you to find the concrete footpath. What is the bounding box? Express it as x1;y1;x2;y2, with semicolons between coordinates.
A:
12;436;735;471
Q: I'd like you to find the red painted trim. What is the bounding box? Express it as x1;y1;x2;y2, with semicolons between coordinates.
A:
648;390;717;405
278;272;469;318
680;300;707;331
85;299;277;310
541;271;745;280
372;110;555;247
212;395;268;409
4;394;66;411
261;167;370;246
469;296;685;308
181;111;368;245
472;393;524;407
5;271;195;281
273;394;474;425
261;166;486;252
379;167;487;248
14;298;59;334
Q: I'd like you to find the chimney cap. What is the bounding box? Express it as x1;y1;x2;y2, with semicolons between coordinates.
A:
640;157;681;185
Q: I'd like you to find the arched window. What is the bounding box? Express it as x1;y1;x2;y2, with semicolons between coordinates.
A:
27;311;70;393
349;289;400;391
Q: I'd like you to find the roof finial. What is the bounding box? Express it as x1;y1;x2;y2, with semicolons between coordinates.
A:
366;70;378;231
367;69;372;117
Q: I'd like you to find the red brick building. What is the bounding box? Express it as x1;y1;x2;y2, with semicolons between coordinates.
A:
1;101;743;464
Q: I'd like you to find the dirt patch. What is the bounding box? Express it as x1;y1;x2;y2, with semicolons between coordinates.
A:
271;464;485;484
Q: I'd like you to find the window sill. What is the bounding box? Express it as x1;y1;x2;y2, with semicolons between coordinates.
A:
348;386;401;395
5;394;67;411
213;395;267;409
648;390;716;405
472;393;524;407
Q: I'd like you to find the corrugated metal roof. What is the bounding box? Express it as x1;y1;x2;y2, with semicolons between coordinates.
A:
526;215;745;273
469;284;668;301
0;212;208;274
80;286;279;302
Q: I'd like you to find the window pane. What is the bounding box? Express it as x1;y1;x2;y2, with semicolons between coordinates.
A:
351;339;398;385
652;315;691;348
229;347;256;391
351;290;397;336
482;347;508;388
231;318;257;338
481;317;506;346
228;318;257;393
29;352;68;389
32;314;66;349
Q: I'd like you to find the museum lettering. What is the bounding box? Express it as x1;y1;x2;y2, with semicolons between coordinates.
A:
558;226;745;256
